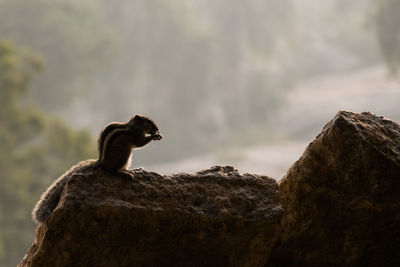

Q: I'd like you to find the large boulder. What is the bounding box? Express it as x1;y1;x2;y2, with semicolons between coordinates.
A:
19;166;281;267
267;111;400;266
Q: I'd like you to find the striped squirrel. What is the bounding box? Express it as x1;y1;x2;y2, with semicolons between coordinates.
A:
98;114;162;171
32;115;162;224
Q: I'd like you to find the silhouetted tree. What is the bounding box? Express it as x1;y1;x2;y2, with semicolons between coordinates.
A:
0;40;96;266
375;0;400;74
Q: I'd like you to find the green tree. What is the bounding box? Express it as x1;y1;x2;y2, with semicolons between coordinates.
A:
0;40;96;266
0;0;113;110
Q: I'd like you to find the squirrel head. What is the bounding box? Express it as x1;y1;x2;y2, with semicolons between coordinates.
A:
129;115;160;135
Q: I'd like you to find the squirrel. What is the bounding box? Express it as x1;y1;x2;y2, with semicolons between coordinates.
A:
31;114;162;224
98;114;162;171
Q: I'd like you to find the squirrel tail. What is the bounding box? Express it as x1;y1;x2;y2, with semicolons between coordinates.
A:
32;174;70;224
32;159;98;224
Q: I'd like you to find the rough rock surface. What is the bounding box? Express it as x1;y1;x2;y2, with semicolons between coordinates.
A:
19;166;281;267
267;111;400;266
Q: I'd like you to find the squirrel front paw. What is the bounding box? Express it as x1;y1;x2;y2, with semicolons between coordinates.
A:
152;133;163;140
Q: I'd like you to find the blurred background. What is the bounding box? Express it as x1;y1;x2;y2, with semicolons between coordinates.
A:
1;0;400;265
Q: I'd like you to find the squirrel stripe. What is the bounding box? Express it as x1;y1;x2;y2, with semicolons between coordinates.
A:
98;123;124;156
98;123;130;162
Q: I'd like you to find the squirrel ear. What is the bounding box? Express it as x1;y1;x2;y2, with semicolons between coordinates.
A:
128;115;139;124
132;115;145;124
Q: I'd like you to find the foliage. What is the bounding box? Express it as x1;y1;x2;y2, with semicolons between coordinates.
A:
0;0;388;165
0;0;114;109
0;40;96;266
374;0;400;74
92;0;295;162
1;0;291;160
290;0;379;79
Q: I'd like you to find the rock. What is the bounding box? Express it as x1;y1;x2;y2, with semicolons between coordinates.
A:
267;111;400;266
19;166;281;267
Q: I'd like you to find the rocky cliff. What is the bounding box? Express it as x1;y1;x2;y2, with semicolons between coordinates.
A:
19;166;281;267
20;111;400;266
267;111;400;266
